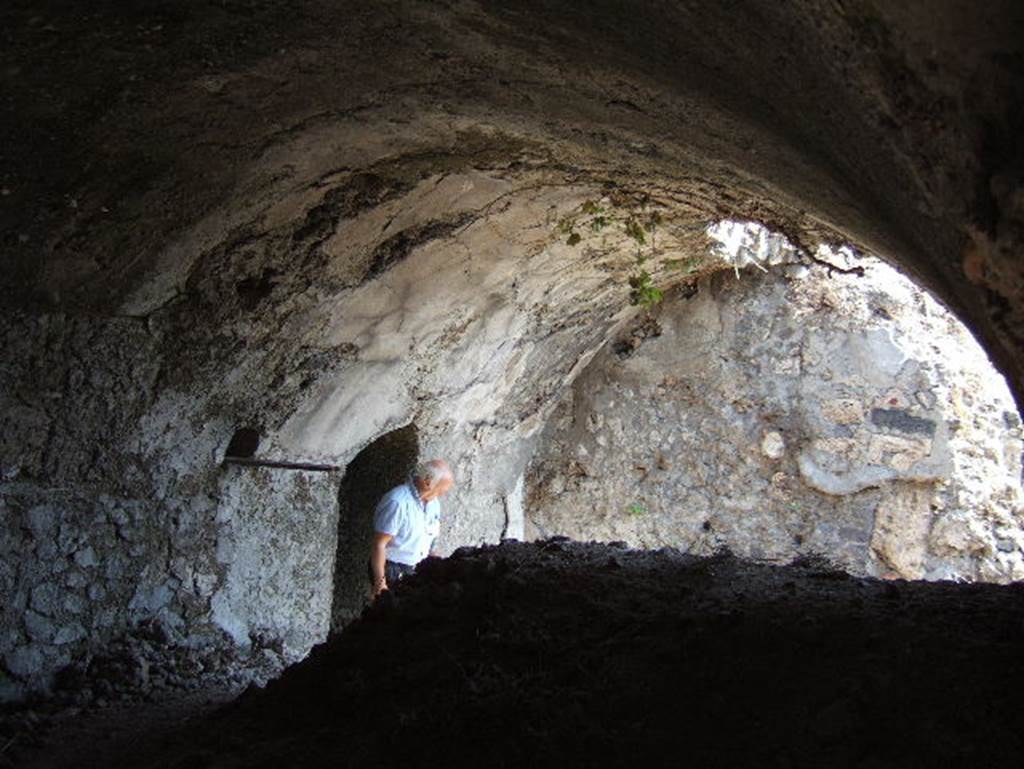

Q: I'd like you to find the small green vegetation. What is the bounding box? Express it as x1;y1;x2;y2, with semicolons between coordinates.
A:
628;270;663;310
556;194;705;311
626;502;648;516
624;216;647;246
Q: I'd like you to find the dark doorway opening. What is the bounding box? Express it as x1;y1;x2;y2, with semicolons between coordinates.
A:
330;423;420;631
225;426;261;458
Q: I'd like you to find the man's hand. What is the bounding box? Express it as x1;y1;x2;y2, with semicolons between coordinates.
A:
370;531;393;599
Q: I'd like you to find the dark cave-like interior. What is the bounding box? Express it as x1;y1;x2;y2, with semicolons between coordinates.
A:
2;1;1024;766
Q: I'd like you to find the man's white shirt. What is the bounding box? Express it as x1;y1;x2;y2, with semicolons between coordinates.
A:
373;480;441;566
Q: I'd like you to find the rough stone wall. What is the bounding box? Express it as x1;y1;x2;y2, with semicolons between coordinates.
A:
526;248;1024;581
0;313;171;701
0;312;341;699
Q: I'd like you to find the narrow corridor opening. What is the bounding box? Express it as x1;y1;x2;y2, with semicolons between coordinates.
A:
330;424;420;630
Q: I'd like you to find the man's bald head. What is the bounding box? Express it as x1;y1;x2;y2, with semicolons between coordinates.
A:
413;459;454;501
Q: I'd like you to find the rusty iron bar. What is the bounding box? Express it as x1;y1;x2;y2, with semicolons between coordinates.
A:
222;456;341;473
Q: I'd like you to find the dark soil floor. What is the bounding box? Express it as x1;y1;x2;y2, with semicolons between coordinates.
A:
8;685;241;769
13;539;1024;768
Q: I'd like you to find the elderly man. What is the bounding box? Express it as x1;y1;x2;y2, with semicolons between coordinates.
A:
368;459;454;597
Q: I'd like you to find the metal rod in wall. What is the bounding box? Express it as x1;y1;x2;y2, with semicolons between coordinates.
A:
222;456;341;473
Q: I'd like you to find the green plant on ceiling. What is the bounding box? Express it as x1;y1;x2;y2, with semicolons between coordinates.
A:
625;202;664;310
628;270;663;310
558;193;699;311
559;198;612;245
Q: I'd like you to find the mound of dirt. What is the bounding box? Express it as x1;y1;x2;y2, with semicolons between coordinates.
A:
30;540;1024;767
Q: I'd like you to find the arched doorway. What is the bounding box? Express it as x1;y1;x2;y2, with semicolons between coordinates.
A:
330;424;420;630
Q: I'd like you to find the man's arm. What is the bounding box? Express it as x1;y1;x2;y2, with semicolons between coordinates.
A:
369;531;393;597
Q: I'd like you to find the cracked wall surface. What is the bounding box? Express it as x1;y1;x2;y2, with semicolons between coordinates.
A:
527;249;1024;580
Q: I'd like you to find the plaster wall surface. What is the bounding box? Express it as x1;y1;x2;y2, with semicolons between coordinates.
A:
210;469;338;658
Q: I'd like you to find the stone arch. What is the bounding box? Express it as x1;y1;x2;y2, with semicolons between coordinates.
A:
330;423;420;630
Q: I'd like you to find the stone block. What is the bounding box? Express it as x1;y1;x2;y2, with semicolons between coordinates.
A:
30;583;60;616
53;622;86;645
129;582;174;616
929;512;992;557
35;539;58;560
761;431;786;459
105;554;128;580
194;572;218;598
820;399;864;425
57;523;81;554
64;594;86;614
25;504;57;536
865;433;931;470
812;437;858;458
24;610;55;643
170;557;194;585
4;644;44;678
870;407;937;437
73;546;98;568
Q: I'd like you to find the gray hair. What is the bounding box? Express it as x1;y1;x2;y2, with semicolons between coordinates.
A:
413;459;453;486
